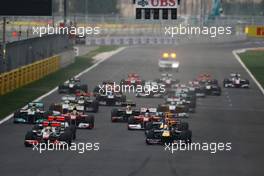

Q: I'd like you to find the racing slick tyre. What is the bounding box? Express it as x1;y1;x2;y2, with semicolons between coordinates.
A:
121;95;126;103
58;85;67;94
223;79;229;88
120;79;125;86
49;103;63;113
144;122;154;136
127;117;136;130
80;85;88;92
145;130;155;145
68;125;77;140
85;115;95;129
111;108;118;122
24;131;36;147
93;86;101;94
180;130;192;144
178;122;189;131
59;132;72;146
145;122;153;131
216;87;222;96
91;100;99;113
245;80;250;88
13;111;20;124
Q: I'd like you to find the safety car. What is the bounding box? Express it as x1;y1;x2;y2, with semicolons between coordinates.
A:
159;52;179;72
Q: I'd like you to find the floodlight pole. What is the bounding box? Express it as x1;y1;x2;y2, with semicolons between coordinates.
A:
2;17;6;60
64;0;67;25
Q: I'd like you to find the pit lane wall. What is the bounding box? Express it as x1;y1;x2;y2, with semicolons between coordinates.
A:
0;56;59;95
245;26;264;38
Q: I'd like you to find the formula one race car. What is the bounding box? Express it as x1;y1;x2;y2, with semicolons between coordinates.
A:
95;91;126;106
196;73;213;83
24;116;76;147
145;120;189;136
187;81;206;98
120;73;144;86
157;104;190;117
49;93;99;113
135;81;165;98
165;90;196;112
58;78;88;94
75;92;99;113
111;101;139;122
159;52;179;72
145;122;192;145
127;108;162;130
223;73;250;88
49;96;84;114
13;102;47;124
93;80;121;95
204;82;221;96
63;110;95;129
156;73;180;88
195;74;221;96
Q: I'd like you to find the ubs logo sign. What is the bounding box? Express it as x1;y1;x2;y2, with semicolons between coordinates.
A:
136;0;178;8
134;0;180;20
137;0;149;7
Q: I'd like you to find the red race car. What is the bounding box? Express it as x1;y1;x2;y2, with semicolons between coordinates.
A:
75;91;94;97
62;111;95;129
196;73;212;82
127;108;161;130
24;116;76;147
121;73;144;86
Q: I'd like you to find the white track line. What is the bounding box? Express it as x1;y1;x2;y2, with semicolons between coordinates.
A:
232;48;264;95
0;47;126;125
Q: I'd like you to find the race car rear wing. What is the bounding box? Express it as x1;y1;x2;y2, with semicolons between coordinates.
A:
27;102;44;109
48;116;65;122
161;73;173;77
140;107;157;113
230;73;241;77
42;121;62;127
121;102;136;107
62;95;76;102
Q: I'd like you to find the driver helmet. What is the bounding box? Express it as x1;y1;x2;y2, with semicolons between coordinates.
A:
45;126;52;132
126;105;132;111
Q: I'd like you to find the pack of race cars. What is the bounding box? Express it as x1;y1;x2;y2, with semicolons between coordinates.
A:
111;72;250;145
14;71;250;147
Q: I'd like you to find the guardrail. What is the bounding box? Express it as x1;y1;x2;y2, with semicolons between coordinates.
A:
0;55;60;95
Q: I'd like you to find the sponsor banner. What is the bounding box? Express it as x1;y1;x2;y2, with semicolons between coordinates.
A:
135;0;178;9
85;37;178;46
245;26;264;38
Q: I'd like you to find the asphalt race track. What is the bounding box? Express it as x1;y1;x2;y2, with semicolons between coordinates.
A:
0;41;264;176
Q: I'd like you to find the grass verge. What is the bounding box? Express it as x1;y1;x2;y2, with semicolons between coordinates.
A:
0;46;119;119
239;50;264;87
